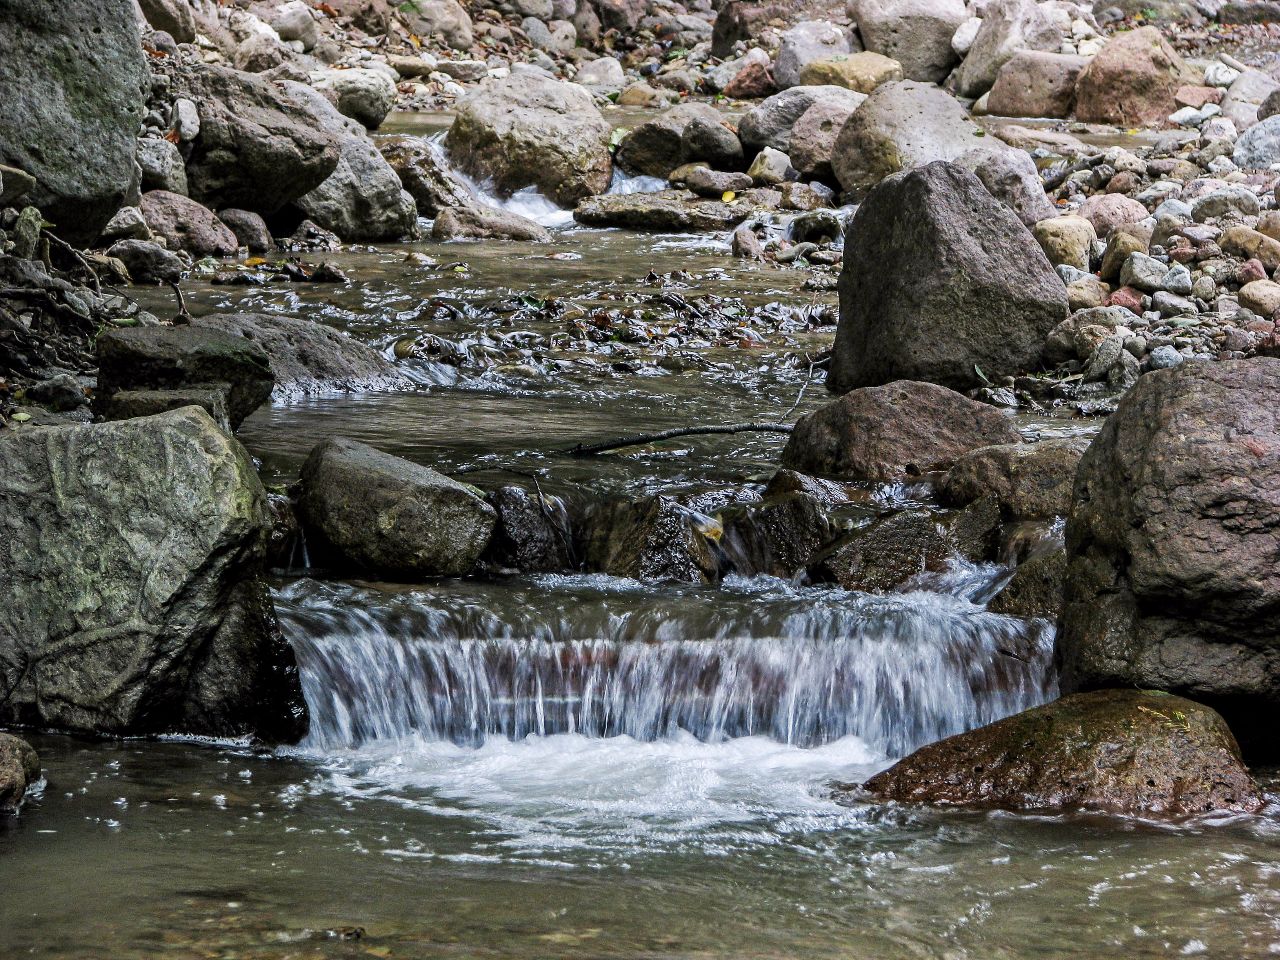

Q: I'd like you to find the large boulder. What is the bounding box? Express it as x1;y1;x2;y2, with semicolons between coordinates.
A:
298;438;497;578
165;61;340;215
0;408;307;741
862;690;1261;817
309;68;397;130
831;81;988;198
139;190;239;257
1074;27;1196;127
399;0;474;49
138;0;197;42
739;86;867;153
380;137;476;217
1234;115;1280;170
615;103;727;179
189;312;407;399
780;380;1023;482
986;51;1088;119
853;0;966;83
789;100;861;181
95;325;275;430
0;733;39;815
447;75;612;207
1058;359;1280;759
953;0;1061;99
774;21;856;89
284;82;418;241
941;437;1090;520
829;161;1068;393
0;0;146;244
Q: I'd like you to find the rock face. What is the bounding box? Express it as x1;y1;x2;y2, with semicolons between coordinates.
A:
1075;27;1195;127
166;61;340;215
831;81;987;198
95;326;275;430
829;161;1068;392
298;438;497;578
862;690;1261;817
853;0;966;83
0;734;39;815
941;437;1090;520
0;408;307;741
781;380;1023;482
447;75;612;207
1057;360;1280;758
189;312;406;399
0;0;147;244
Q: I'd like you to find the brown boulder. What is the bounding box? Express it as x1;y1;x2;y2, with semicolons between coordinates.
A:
940;437;1090;520
1074;27;1196;126
139;190;238;257
0;733;39;815
986;51;1088;119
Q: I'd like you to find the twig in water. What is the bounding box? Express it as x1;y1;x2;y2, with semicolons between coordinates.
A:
566;422;793;457
169;280;192;324
776;359;817;421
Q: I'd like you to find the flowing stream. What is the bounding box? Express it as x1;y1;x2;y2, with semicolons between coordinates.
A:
3;120;1279;960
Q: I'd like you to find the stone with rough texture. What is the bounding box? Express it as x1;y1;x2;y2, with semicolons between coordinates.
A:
139;0;196;41
987;51;1087;119
830;161;1068;392
380;137;476;217
1075;27;1196;127
581;496;721;583
1234;115;1280;170
0;0;146;245
809;510;951;592
217;209;274;253
309;68;397;130
299;438;496;578
138;137;189;196
853;0;966;83
718;493;831;579
941;437;1090;519
616;103;725;179
0;734;40;815
107;239;184;285
954;0;1061;98
775;20;854;89
0;408;307;741
781;380;1022;481
139;191;239;257
800;52;904;93
989;548;1066;620
432;204;552;242
1078;192;1149;239
1058;359;1280;759
739;86;866;153
1034;215;1096;270
863;690;1261;816
573;190;750;231
789;101;860;181
958;147;1056;226
831;81;989;198
447;75;612;207
400;0;474;49
681;116;745;171
484;486;573;573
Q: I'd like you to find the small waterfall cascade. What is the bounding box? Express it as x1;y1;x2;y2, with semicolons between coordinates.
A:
278;568;1056;760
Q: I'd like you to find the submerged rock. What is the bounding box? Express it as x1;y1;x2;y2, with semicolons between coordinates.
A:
829;161;1067;393
298;438;497;578
1058;359;1280;759
862;690;1261;817
781;380;1023;482
0;734;39;815
0;408;307;742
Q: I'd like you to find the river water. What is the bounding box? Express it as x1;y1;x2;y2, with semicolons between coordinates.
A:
3;121;1279;959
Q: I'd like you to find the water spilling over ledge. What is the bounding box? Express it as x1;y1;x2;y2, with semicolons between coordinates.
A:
277;570;1056;759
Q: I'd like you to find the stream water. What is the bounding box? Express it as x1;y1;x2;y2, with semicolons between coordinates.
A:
3;120;1280;959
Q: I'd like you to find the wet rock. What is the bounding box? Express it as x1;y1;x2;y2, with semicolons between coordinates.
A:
789;100;860;182
719;492;832;578
0;734;39;815
739;86;866;153
190;312;406;399
954;0;1061;99
100;387;232;433
137;137;189;196
448;74;612;207
165;60;340;214
95;325;274;430
1058;359;1280;759
580;495;721;583
774;21;856;89
310;68;397;130
380;138;476;217
433;204;552;242
574;190;750;231
853;0;965;83
831;81;989;198
0;408;307;741
782;379;1023;482
800;52;904;93
299;438;496;578
217;209;274;253
285;83;418;242
400;0;474;49
862;689;1261;816
680;116;745;172
106;239;185;285
731;222;766;259
989;547;1066;620
0;0;146;245
941;437;1090;520
485;485;574;573
1075;27;1196;127
986;51;1087;119
830;161;1067;393
139;190;238;257
809;510;951;592
616;103;726;179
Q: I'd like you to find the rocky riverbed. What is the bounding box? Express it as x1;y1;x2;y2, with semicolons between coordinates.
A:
4;0;1280;955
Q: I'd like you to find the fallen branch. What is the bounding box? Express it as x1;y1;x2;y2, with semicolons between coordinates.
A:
566;422;793;457
43;230;100;294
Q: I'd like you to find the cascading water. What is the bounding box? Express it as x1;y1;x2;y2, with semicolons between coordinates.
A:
278;568;1056;761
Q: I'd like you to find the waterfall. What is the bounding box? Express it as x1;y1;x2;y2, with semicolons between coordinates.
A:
278;570;1056;760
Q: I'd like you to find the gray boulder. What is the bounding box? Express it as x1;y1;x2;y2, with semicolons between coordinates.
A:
616;103;726;178
774;21;855;89
310;68;397;130
1234;115;1280;170
0;0;146;244
298;438;497;578
380;137;476;216
953;0;1061;98
1058;359;1280;759
957;147;1056;226
447;75;613;207
107;239;185;285
832;81;988;198
739;86;867;153
400;0;475;49
0;408;307;741
432;204;553;241
138;0;197;42
139;190;239;257
941;436;1090;520
789;100;861;181
137;137;189;196
0;734;40;815
829;161;1068;392
853;0;966;83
